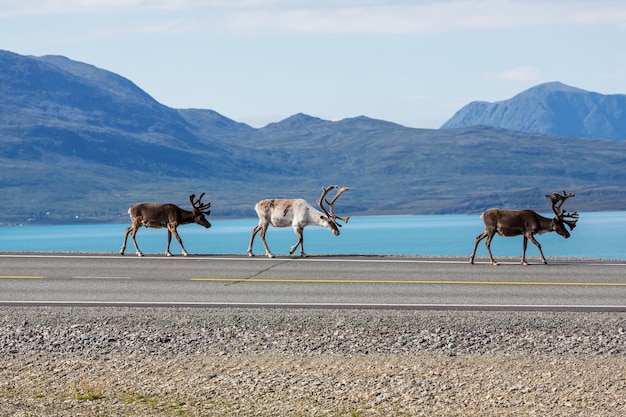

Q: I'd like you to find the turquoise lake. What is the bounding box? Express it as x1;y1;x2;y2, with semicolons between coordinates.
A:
1;213;624;260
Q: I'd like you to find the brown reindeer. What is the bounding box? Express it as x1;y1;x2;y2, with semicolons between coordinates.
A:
247;185;350;258
470;191;579;265
120;193;211;257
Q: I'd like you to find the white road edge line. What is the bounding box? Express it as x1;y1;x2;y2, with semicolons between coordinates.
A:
1;253;625;265
0;301;624;310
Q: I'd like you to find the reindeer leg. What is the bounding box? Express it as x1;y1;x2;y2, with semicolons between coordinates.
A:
129;226;143;257
259;226;274;258
484;232;498;266
123;217;145;256
522;236;529;265
165;228;173;256
120;226;132;255
470;231;488;264
526;234;546;264
290;227;305;257
168;223;187;256
247;224;261;257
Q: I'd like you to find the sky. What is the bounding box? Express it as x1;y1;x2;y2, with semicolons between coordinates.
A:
2;0;626;129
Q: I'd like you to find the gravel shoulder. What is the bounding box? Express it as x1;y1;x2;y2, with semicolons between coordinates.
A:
1;307;625;416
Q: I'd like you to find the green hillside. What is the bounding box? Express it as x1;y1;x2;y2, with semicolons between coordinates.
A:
1;50;626;224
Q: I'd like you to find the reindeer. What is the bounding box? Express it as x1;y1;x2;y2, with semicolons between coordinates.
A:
470;191;579;265
247;185;350;258
120;193;211;257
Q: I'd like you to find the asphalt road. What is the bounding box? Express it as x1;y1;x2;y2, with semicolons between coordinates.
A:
1;253;625;311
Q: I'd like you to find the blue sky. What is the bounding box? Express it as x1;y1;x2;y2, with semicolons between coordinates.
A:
2;1;625;128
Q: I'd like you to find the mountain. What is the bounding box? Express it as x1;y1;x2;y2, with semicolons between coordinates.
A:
0;51;250;171
441;82;626;140
1;50;626;225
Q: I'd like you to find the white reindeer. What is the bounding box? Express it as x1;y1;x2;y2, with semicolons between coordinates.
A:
247;185;350;258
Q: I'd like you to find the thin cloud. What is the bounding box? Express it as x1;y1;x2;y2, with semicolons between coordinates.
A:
2;0;626;34
0;0;277;17
221;1;626;34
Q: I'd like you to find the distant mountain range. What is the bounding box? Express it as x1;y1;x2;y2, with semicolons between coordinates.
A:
1;49;625;224
442;82;626;140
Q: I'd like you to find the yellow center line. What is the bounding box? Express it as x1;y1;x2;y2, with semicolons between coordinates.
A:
190;278;626;286
0;275;45;279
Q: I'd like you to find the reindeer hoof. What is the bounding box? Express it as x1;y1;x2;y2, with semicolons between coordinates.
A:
247;252;255;257
136;252;143;257
267;253;275;258
182;251;189;257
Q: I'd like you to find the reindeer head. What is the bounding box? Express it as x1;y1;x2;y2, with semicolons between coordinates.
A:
319;216;341;236
546;191;578;238
189;193;212;228
317;185;350;236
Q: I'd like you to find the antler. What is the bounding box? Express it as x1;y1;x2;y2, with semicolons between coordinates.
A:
545;190;578;229
317;185;350;225
546;190;575;215
189;193;211;214
317;186;334;219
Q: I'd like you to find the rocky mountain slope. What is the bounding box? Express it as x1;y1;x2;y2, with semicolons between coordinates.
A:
1;50;625;224
442;82;626;140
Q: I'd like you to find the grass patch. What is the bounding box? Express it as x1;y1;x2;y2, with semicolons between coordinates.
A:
70;379;105;401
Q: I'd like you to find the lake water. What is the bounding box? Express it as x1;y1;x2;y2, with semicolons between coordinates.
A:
0;213;624;260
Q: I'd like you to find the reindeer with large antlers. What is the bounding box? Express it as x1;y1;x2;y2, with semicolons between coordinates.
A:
247;185;350;258
120;193;211;257
470;191;579;265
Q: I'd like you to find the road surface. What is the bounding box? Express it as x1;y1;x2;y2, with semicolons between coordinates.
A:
1;253;625;311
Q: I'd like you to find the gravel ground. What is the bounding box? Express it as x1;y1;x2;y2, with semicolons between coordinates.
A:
1;307;625;416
